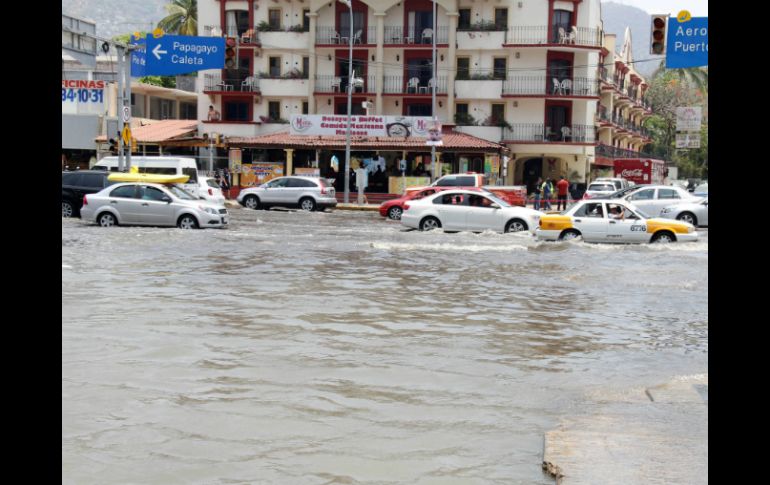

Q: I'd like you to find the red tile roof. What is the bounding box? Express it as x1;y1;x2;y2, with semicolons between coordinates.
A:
228;130;505;151
95;120;198;143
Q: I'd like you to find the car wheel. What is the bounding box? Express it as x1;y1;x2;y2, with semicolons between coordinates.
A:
677;212;697;226
420;216;441;231
388;206;403;220
177;214;199;229
558;229;581;241
243;195;260;210
97;212;117;227
652;231;676;243
505;219;528;233
300;197;316;211
62;200;75;218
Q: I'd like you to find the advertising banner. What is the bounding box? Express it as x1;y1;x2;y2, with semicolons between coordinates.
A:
61;80;105;115
388;176;431;195
676;107;702;132
290;115;434;137
240;163;284;187
294;167;320;177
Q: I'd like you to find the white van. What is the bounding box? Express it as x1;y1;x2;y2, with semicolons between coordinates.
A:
93;156;200;194
594;177;629;191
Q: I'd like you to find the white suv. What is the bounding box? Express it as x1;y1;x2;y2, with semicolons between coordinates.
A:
237;176;337;211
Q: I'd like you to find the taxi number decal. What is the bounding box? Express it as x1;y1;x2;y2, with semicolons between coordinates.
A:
630;225;647;232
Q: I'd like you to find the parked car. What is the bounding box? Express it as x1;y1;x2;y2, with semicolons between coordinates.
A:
237;176;337;211
62;170;117;218
692;183;708;197
536;199;698;244
406;173;528;206
660;197;708;227
594;177;630;191
80;182;228;229
379;186;488;220
582;182;618;199
400;189;542;233
622;185;699;216
604;186;641;199
198;176;225;204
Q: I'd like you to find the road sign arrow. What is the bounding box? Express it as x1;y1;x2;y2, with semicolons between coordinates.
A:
152;44;168;60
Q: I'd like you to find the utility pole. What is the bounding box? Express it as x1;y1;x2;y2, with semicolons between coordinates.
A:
125;45;132;171
431;0;437;181
116;45;125;172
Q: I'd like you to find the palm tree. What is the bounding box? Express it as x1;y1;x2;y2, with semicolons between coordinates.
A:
652;60;708;93
157;0;197;36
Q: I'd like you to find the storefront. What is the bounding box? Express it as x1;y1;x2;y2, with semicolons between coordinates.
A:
227;115;506;195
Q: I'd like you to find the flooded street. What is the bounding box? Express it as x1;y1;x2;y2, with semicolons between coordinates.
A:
62;209;708;484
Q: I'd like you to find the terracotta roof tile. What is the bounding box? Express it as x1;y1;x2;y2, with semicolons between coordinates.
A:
95;120;198;143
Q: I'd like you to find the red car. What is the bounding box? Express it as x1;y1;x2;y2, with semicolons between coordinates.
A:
379;186;487;220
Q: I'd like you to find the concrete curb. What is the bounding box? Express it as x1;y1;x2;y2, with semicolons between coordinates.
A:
222;201;380;212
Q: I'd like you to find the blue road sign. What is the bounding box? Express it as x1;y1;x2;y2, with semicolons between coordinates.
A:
666;17;708;68
129;35;146;77
144;35;225;76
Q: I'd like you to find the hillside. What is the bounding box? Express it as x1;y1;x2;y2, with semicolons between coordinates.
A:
601;2;664;78
62;0;168;39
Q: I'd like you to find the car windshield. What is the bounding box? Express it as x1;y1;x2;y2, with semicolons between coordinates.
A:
167;184;197;200
206;179;220;189
588;184;615;192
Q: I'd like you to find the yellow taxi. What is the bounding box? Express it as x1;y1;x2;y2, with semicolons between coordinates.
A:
536;199;698;244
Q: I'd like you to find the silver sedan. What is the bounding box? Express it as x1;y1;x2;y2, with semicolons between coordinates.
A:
659;197;708;227
80;183;229;229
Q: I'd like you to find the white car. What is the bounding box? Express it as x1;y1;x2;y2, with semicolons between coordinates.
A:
622;185;700;216
80;182;228;229
237;176;337;211
536;199;698;244
400;189;541;233
198;176;225;204
583;181;618;199
594;177;630;191
660;197;708;227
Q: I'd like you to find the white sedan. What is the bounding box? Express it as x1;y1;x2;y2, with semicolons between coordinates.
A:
400;189;542;233
660;197;708;227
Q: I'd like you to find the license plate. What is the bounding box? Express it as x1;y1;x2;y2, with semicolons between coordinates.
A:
221;217;229;224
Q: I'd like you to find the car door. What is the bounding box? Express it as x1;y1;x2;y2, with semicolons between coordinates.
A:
571;202;609;242
464;194;505;231
137;185;175;225
625;188;656;214
107;185;141;223
606;204;646;243
651;187;683;217
433;193;468;230
263;177;290;204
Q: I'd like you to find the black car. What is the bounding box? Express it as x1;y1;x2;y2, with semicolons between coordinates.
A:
62;170;116;217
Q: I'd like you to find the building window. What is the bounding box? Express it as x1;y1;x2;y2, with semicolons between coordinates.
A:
303;102;309;115
180;102;196;120
458;9;471;30
491;104;505;124
226;10;249;37
493;58;507;80
457;58;470;80
303;9;310;32
224;100;249;121
455;103;472;125
303;57;310;78
269;9;281;30
268;101;280;120
494;8;508;30
406;103;432;116
552;10;573;43
336;102;365;115
269;57;281;78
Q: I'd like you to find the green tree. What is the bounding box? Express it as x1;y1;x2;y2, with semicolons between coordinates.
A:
652;60;708;94
158;0;198;36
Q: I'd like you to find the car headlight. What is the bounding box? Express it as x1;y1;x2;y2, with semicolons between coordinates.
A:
199;206;218;215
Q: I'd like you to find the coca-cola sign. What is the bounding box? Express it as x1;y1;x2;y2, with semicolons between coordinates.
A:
621;169;643;178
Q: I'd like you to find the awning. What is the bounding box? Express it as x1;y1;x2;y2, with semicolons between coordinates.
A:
95;120;198;144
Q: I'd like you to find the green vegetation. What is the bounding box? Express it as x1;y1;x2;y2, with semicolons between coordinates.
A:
157;0;197;36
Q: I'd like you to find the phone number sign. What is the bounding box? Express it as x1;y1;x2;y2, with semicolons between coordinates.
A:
62;80;105;115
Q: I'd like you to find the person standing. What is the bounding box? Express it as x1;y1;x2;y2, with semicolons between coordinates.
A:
556;175;570;211
532;177;543;210
542;178;553;211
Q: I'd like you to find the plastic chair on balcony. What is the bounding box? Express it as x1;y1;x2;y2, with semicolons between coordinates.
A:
241;76;256;92
545;126;555;141
560;78;572;96
552;78;562;95
421;28;433;44
558;27;568;44
330;31;341;44
561;126;572;141
407;77;420;94
241;29;255;44
210;26;222;37
331;77;342;92
569;26;578;44
353;30;363;44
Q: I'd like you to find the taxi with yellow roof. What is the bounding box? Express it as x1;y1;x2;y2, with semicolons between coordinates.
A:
535;199;698;244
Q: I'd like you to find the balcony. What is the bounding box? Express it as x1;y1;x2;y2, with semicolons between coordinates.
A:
383;26;449;45
504;26;602;48
454;125;505;143
259;29;310;50
597;143;655;159
203;73;260;93
456;29;506;50
502;76;599;97
316;26;376;46
203;25;260;45
382;76;447;95
314;74;377;94
455;72;503;99
503;124;596;143
260;77;310;97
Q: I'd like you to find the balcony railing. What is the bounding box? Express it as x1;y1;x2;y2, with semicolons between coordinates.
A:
502;76;599;96
597;143;655;159
457;20;508;32
503;124;596;143
455;69;507;81
204;73;260;93
316;26;376;45
505;26;602;47
382;76;447;94
315;74;377;93
383;25;449;44
204;25;260;44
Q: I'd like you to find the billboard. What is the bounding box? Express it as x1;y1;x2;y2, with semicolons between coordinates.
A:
290;115;435;137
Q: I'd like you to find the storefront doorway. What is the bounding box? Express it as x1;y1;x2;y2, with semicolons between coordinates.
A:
523;158;543;194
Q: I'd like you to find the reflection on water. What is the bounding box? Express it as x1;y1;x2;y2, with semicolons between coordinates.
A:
62;210;707;484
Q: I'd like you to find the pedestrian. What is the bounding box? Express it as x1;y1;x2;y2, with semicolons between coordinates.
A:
556;175;570;211
207;105;221;121
532;177;543;210
542;178;553;211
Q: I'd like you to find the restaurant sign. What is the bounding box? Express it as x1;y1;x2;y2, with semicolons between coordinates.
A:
290;115;435;137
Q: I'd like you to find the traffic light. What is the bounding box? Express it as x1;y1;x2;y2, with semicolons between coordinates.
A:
650;15;668;55
225;37;237;69
108;137;117;155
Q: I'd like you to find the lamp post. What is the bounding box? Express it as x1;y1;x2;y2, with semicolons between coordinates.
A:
340;0;353;203
431;0;437;180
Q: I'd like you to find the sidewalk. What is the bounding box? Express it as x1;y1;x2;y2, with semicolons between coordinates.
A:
542;374;708;484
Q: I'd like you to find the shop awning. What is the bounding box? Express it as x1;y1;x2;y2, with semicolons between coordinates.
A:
95;120;198;144
228;130;506;152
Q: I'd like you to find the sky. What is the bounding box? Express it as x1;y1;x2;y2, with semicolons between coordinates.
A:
604;1;708;17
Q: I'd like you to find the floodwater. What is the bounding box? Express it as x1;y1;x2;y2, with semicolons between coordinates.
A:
62;208;708;484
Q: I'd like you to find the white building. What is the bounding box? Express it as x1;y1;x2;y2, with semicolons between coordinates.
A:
197;0;633;188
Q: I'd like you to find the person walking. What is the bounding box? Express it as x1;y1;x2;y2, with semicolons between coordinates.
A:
542;178;553;211
556;175;570;211
532;177;543;210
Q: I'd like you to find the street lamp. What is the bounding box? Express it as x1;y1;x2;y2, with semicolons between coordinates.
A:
339;0;354;203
